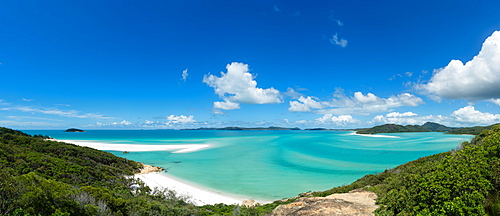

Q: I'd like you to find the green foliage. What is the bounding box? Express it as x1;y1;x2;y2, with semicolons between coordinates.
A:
372;125;500;215
356;123;432;134
357;122;498;135
4;125;500;215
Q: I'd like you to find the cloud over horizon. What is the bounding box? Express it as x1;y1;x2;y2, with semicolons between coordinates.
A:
203;62;283;111
289;89;424;116
417;31;500;103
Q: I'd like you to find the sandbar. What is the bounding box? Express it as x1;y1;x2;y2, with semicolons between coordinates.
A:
58;139;271;206
349;132;400;138
57;139;211;153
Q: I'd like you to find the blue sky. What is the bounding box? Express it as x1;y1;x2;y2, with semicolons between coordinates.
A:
1;0;500;129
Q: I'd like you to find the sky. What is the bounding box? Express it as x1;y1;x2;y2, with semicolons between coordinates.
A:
1;0;500;129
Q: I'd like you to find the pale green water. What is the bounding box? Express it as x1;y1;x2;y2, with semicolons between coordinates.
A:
25;130;473;200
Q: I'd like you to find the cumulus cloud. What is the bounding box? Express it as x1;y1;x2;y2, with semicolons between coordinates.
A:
284;87;304;99
451;105;500;125
292;90;424;115
490;99;500;106
203;62;282;110
417;31;500;103
316;114;359;126
386;112;418;118
369;106;500;127
330;33;348;48
289;96;325;112
167;115;196;124
369;112;443;126
214;101;240;110
181;68;188;81
95;120;133;127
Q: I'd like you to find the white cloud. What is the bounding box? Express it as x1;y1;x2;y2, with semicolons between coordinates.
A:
214;101;240;110
386;112;418;118
167;115;196;124
0;107;111;119
289;96;325;112
316;114;359;126
353;92;382;104
95;120;134;127
418;31;500;103
369;112;441;126
203;62;282;110
22;98;34;102
116;120;132;125
490;99;500;106
336;20;344;27
368;106;500;127
451;105;500;125
0;99;10;106
284;87;304;99
181;68;188;81
330;33;348;48
299;90;424;115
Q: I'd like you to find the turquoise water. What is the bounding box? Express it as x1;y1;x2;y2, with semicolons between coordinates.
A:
24;130;473;200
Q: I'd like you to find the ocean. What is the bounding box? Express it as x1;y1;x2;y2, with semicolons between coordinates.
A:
24;130;473;200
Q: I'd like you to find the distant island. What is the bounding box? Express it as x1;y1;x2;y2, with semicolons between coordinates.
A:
183;126;301;131
356;122;496;135
64;128;85;132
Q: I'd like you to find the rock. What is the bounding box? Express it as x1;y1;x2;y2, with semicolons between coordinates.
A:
242;199;255;207
268;190;378;216
135;164;165;175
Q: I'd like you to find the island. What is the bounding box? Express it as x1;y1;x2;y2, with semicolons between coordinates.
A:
355;121;496;135
183;126;301;131
64;128;85;132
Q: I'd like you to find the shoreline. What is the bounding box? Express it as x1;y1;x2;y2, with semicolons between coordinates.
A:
349;132;400;138
135;171;271;206
57;139;272;206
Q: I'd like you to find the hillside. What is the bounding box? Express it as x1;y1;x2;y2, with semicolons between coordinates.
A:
2;126;499;215
299;125;500;215
356;122;497;135
356;123;432;134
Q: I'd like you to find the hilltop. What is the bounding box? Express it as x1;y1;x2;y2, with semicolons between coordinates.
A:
356;122;497;135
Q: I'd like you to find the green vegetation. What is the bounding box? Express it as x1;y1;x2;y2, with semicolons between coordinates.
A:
64;128;85;132
446;125;495;135
356;123;432;134
315;124;500;215
0;127;276;215
356;121;498;135
2;124;500;215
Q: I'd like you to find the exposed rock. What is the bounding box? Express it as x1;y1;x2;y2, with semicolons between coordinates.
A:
268;190;378;216
135;164;165;175
242;199;255;207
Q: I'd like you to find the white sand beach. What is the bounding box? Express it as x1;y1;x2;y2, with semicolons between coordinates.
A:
58;139;271;206
349;132;400;138
135;172;260;206
57;139;211;153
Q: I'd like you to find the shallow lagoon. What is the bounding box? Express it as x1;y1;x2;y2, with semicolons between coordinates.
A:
25;130;473;200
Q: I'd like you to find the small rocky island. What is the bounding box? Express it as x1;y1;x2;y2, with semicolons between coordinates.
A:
64;128;85;132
